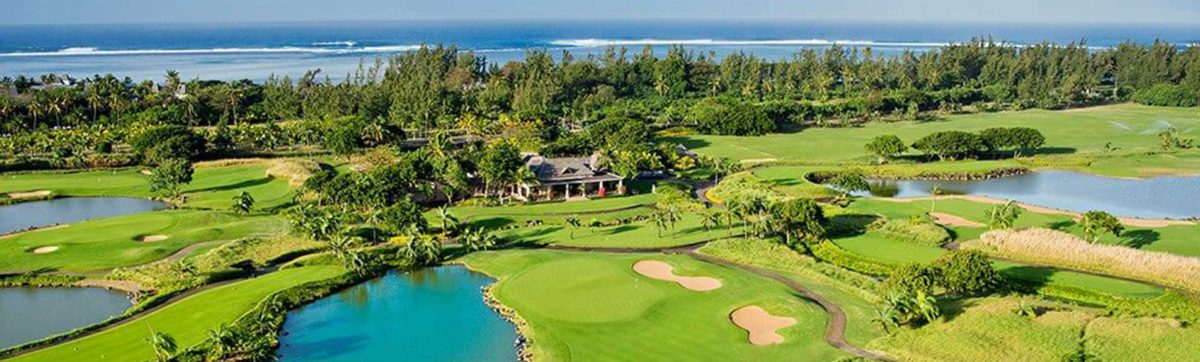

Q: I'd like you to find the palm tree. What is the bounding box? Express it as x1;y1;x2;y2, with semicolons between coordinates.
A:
231;191;255;214
913;290;941;323
700;210;721;236
928;184;943;214
565;215;581;239
651;209;669;238
871;306;900;334
985;201;1022;230
207;323;237;359
146;330;177;362
437;206;459;235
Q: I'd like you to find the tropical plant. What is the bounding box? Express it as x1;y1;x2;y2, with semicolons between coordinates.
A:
985;200;1022;230
149;158;194;200
700;210;722;236
565;214;582;239
865;134;908;163
231;191;255;214
146;330;177;362
1081;210;1124;242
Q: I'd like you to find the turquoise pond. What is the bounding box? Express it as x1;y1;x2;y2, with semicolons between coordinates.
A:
277;266;518;361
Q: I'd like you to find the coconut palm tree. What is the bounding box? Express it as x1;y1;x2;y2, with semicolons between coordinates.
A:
146;330;177;362
871;306;901;334
928;184;943;214
651;209;669;238
207;323;237;359
437;206;459;235
700;210;721;236
565;215;582;239
985;201;1022;230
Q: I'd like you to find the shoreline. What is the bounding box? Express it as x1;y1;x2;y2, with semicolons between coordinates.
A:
875;194;1195;228
454;260;535;362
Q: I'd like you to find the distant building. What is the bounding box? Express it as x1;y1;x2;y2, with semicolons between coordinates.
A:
518;154;625;201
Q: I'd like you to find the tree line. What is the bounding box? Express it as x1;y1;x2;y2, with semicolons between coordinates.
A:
2;40;1198;136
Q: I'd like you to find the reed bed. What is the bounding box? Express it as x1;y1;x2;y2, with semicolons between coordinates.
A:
969;228;1200;294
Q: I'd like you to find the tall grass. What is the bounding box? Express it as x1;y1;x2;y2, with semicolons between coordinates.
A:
969;228;1200;294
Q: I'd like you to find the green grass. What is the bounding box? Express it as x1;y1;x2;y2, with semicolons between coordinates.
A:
9;266;344;362
461;249;844;361
830;232;1166;299
0;210;287;272
697;238;885;347
849;198;1200;258
870;297;1091;362
1086;317;1200;361
496;212;745;249
0;163;295;210
670;104;1200;177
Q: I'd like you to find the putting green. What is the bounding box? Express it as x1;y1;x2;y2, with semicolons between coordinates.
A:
462;250;843;361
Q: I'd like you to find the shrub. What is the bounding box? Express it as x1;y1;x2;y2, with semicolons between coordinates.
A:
979;127;1046;157
883;263;943;295
934;250;1003;296
865;135;908;163
1132;83;1198;107
130;125;207;164
911;131;984;160
687;97;775;136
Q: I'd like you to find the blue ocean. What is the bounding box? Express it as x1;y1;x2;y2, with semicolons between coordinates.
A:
0;20;1196;81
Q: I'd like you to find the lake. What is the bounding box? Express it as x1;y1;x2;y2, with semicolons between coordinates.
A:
277;266;519;362
0;197;168;235
863;171;1200;219
0;287;131;349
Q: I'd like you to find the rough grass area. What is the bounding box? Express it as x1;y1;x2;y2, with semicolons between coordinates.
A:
461;250;843;361
875;219;951;247
871;297;1200;362
0;210;287;273
8;266;344;362
968;228;1200;294
870;298;1089;362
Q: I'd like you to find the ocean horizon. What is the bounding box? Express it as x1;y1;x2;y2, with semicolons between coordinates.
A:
1;19;1197;81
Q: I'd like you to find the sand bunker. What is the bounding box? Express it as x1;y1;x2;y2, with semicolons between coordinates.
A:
139;235;169;242
930;212;985;228
633;260;722;291
31;246;59;254
139;169;153;175
6;190;51;199
731;305;797;346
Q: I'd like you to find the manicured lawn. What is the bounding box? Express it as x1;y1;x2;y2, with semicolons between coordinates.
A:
0;210;287;272
670;104;1200;176
0;163;295;210
10;266;344;362
496;212;745;249
461;250;844;361
697;238;885;347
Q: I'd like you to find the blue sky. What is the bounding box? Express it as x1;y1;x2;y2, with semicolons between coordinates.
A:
2;0;1198;25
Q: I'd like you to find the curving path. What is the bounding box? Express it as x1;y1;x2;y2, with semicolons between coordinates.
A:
543;241;893;361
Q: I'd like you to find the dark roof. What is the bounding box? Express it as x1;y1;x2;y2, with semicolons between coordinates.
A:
525;154;622;185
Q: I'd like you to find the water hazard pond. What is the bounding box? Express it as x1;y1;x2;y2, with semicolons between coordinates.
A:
277;266;518;361
0;287;131;349
862;171;1200;219
0;197;168;235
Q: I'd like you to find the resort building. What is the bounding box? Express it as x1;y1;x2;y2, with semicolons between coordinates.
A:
518;154;625;201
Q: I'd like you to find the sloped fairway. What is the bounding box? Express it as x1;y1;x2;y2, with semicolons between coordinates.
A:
461;250;843;361
1086;317;1200;361
496;213;746;249
9;266;344;362
0;163;295;210
0;210;287;272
